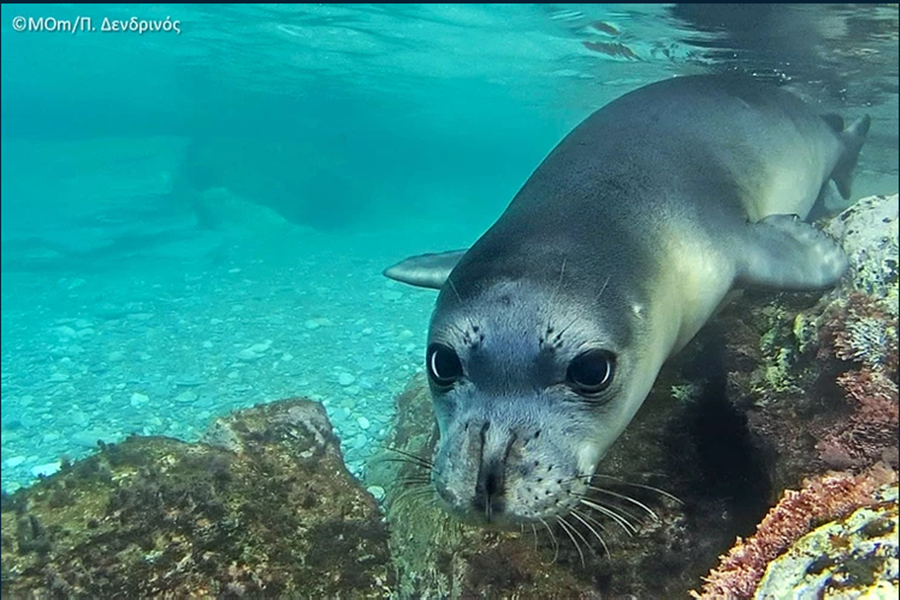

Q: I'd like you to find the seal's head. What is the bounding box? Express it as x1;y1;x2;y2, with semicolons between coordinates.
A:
424;277;660;528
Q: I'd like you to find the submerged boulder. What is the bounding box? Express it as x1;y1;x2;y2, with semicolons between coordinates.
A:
0;399;393;598
694;193;899;597
695;467;898;598
754;481;898;599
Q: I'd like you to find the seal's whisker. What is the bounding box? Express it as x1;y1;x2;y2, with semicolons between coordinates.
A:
552;257;568;302
393;484;433;498
556;276;612;341
553;312;581;343
588;470;669;480
563;513;596;562
591;274;612;307
395;477;432;488
394;473;431;481
531;523;540;552
538;517;560;564
385;447;434;464
543;257;568;340
574;506;611;534
381;457;432;470
567;472;682;505
589;473;683;504
579;498;636;536
447;321;470;341
382;448;434;470
447;275;478;338
587;486;660;522
592;499;643;529
446;275;463;305
555;516;586;568
378;456;428;465
553;275;610;343
396;489;438;508
391;483;436;506
570;508;610;558
411;490;439;508
378;457;433;471
394;477;431;488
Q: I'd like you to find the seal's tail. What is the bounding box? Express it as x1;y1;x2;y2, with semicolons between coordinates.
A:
827;113;872;200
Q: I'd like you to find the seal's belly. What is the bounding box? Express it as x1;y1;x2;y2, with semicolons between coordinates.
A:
746;160;824;222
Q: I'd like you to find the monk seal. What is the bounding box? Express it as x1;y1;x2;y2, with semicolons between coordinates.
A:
383;74;870;528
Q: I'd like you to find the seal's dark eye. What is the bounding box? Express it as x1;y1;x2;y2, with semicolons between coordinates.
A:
427;343;463;388
567;349;615;397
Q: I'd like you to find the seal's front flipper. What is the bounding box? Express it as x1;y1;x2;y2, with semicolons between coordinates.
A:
735;215;848;291
383;249;468;289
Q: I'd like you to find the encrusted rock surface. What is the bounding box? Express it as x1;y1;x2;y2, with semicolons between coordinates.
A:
754;483;898;599
1;399;393;598
697;193;899;597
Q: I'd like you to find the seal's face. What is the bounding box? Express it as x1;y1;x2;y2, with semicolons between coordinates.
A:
425;280;650;528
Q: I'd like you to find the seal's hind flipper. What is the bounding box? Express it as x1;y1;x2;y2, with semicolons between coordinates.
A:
830;114;871;200
808;180;852;222
383;249;468;289
735;215;848;291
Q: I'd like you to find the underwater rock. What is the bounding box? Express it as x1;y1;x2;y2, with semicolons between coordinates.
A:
695;193;900;597
0;399;392;598
175;135;373;233
754;482;898;599
693;466;898;598
714;194;898;488
189;186;297;238
823;193;899;302
0;138;232;272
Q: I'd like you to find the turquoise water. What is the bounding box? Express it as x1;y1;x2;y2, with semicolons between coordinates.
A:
1;4;898;492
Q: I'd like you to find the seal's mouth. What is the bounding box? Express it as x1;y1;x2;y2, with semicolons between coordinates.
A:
433;476;589;530
428;456;672;546
429;427;597;527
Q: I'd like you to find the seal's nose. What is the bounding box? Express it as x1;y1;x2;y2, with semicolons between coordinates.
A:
469;420;515;521
473;458;506;519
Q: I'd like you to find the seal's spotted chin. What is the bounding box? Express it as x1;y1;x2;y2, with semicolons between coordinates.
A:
432;434;595;527
433;479;591;529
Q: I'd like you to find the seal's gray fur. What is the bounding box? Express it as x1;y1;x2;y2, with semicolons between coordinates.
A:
384;74;870;526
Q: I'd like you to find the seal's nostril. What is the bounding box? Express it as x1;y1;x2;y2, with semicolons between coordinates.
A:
475;461;503;498
473;458;506;520
485;469;499;497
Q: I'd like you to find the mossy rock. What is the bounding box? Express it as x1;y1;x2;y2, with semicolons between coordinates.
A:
1;399;393;598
